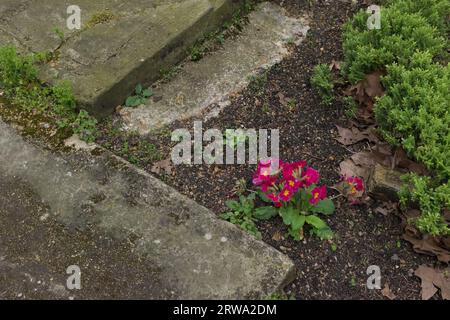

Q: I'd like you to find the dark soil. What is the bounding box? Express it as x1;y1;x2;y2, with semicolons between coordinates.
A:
95;0;440;299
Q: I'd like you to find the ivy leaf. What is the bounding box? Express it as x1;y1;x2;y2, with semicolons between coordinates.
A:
310;198;335;215
254;206;278;220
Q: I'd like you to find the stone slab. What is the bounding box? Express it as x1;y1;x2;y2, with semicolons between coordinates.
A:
0;121;295;299
119;2;309;135
0;0;242;117
368;164;403;202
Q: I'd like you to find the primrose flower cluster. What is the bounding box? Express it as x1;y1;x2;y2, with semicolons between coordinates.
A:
252;158;327;207
340;175;365;204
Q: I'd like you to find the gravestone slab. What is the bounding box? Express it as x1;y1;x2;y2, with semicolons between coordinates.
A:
0;120;295;299
0;0;242;117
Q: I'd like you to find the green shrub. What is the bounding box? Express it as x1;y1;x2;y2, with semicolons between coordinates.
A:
311;64;334;106
342;0;450;236
0;46;38;91
400;174;450;236
375;52;450;180
342;4;445;83
386;0;450;35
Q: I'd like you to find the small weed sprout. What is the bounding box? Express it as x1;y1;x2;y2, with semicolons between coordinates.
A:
311;64;334;106
0;46;97;143
125;84;153;107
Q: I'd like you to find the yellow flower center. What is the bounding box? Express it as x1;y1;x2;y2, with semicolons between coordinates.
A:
284;190;290;197
350;186;357;194
288;180;295;187
314;192;319;199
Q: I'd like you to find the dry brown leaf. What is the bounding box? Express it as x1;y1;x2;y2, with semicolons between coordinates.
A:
151;158;173;175
351;151;378;167
374;202;398;216
272;231;283;242
404;231;450;264
414;265;450;300
374;142;392;155
365;71;385;98
415;265;439;300
433;270;450;300
381;283;396;300
335;125;379;146
375;207;389;216
344;70;385;123
278;92;294;108
335;126;365;146
339;159;372;182
278;92;288;106
401;210;450;263
329;59;342;71
370;150;393;168
393;148;429;175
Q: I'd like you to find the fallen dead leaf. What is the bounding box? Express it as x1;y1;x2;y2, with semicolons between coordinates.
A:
374;202;398;216
329;59;342;71
433;269;450;300
335;125;379;146
351;151;377;167
381;283;396;300
339;158;372;182
151;158;173;175
344;70;385;123
393;148;429;175
415;265;438;300
277;92;294;107
401;210;450;263
272;231;283;242
415;265;450;300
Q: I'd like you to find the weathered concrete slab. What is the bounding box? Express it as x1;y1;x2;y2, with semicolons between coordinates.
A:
0;121;294;299
119;2;309;135
0;0;242;117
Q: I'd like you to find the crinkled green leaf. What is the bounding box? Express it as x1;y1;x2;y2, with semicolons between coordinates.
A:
311;198;335;215
305;215;328;230
254;206;278;220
